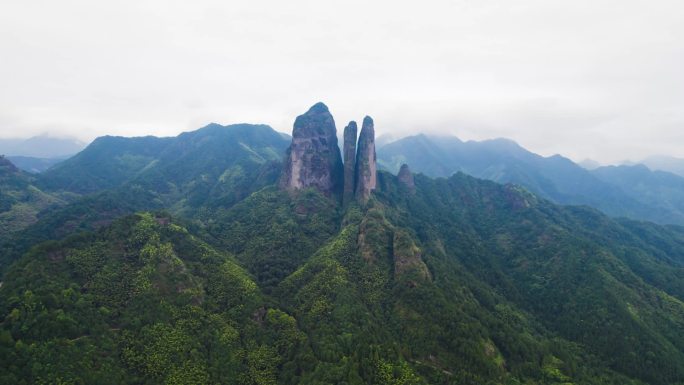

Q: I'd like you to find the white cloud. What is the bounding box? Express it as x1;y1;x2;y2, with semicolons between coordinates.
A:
1;0;683;163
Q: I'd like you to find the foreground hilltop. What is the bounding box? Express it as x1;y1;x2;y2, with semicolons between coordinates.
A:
1;103;684;384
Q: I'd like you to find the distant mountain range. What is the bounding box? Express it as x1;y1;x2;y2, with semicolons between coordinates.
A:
0;134;85;158
639;155;684;177
377;134;684;225
5;155;68;173
0;135;86;173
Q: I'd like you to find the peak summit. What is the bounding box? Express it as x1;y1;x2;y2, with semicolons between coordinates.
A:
307;102;329;114
279;103;344;196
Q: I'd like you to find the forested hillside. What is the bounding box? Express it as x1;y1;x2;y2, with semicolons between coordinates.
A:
0;156;64;243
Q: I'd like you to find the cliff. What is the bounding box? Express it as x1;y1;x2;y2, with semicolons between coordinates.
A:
354;116;377;202
279;103;344;197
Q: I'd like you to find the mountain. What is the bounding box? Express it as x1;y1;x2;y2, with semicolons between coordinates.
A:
0;213;276;385
377;134;684;225
0;135;85;158
591;165;684;225
640;155;684;177
3;103;684;384
37;123;289;198
0;156;64;239
6;156;67;173
0;123;290;271
37;135;175;194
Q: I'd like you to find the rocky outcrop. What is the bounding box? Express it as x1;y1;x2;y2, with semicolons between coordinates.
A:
279;103;344;197
397;163;415;192
279;103;379;203
342;121;358;206
355;116;377;202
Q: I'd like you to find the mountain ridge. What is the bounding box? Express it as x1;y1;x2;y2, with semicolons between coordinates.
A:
377;133;684;225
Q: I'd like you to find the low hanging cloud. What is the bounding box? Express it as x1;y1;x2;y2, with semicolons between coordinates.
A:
1;0;683;163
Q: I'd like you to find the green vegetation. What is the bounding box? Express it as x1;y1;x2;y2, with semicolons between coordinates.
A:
0;124;289;274
0;156;65;246
3;126;684;384
0;213;296;384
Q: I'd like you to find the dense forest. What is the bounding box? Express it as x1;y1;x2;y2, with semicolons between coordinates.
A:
1;105;684;384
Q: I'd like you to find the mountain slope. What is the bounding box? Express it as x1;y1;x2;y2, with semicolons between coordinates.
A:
591;164;684;225
6;156;66;174
37;135;174;194
378;134;684;225
6;171;684;384
373;171;684;384
0;156;64;239
37;123;289;203
0;124;290;273
641;155;684;177
130;123;289;212
0;212;306;385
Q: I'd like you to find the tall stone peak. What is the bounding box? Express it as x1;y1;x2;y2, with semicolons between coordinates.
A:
355;116;377;201
279;103;344;197
306;102;330;114
342;121;358;206
279;104;379;203
397;163;415;192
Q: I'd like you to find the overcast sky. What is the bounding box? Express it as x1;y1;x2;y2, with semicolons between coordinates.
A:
1;0;683;163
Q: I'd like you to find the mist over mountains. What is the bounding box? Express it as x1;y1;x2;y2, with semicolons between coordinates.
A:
639;156;684;178
0;135;86;173
0;135;85;158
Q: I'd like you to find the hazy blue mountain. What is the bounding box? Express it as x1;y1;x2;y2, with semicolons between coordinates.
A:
578;158;602;170
591;164;684;225
0;134;85;158
6;155;67;173
377;134;684;225
640;155;684;177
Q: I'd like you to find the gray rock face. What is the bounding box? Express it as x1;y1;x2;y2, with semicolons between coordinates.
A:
355;116;377;201
342;121;358;206
279;102;344;196
397;163;415;192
